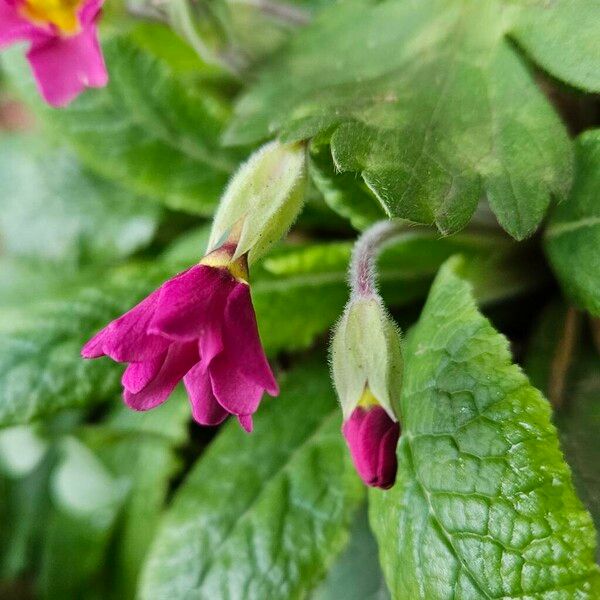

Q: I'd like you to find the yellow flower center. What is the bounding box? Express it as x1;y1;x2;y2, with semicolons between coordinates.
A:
358;388;379;408
20;0;82;34
200;245;250;283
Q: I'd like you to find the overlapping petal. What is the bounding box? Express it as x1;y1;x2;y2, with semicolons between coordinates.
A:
27;24;107;107
342;405;400;489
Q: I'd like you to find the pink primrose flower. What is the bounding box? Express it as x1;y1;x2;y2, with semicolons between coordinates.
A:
0;0;107;106
81;244;279;432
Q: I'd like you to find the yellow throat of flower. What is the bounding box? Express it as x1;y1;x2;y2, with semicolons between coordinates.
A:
20;0;83;34
358;388;379;408
200;245;249;283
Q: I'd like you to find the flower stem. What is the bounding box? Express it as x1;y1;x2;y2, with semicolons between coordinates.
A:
349;220;410;299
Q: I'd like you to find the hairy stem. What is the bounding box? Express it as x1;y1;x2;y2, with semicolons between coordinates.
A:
349;220;409;299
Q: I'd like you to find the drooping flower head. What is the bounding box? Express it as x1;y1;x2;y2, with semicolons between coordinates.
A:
82;242;278;432
342;390;400;489
330;221;406;489
331;296;403;488
0;0;107;106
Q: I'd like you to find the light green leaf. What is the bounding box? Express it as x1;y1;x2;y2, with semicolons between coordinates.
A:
81;395;190;599
545;130;600;316
0;136;159;265
2;25;240;215
226;0;572;239
139;361;364;599
0;458;50;582
511;0;600;93
369;258;600;598
40;438;128;600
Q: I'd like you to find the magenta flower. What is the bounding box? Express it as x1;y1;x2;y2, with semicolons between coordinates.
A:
0;0;107;107
81;244;279;432
342;405;400;489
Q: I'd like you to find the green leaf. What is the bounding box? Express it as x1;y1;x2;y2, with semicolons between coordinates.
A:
545;130;600;316
555;355;600;562
312;505;390;600
139;360;364;599
40;437;128;600
511;0;600;93
0;458;51;582
2;25;240;215
309;139;387;230
0;136;160;265
0;266;164;427
225;0;572;239
83;395;190;599
369;258;600;598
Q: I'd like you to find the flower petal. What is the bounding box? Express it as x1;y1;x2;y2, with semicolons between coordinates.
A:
121;352;166;395
26;24;107;107
209;355;265;418
78;0;104;25
342;406;399;489
222;283;279;396
123;342;198;411
183;362;228;427
237;414;253;433
150;265;235;342
82;288;170;363
0;2;43;47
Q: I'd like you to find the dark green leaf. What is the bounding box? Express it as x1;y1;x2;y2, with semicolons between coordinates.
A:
139;360;364;599
545;130;600;316
312;505;389;600
226;0;572;239
369;258;600;598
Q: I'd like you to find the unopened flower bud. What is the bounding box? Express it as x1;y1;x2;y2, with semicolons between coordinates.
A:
331;296;403;488
342;399;400;489
208;140;307;264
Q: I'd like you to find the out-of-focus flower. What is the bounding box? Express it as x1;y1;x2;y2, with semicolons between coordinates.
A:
82;242;278;432
0;0;107;106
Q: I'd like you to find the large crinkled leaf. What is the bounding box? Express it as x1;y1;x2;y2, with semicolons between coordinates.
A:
0;136;159;265
0;232;542;427
369;258;600;598
2;26;240;215
225;0;572;239
545;130;600;317
525;302;600;559
138;360;364;599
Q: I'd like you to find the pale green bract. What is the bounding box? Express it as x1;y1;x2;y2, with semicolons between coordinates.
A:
369;258;600;598
225;0;583;239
